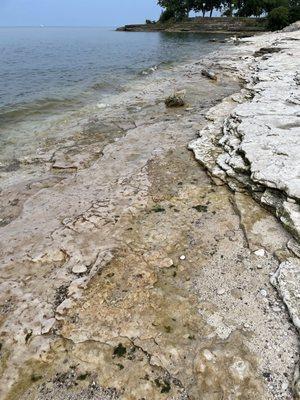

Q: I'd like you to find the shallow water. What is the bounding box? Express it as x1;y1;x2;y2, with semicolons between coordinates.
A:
0;27;228;163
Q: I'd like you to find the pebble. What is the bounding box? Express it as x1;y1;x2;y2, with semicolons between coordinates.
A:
180;255;186;260
217;288;226;295
260;289;268;297
254;249;266;257
273;306;282;312
257;264;263;269
203;349;214;361
96;103;108;109
72;265;88;274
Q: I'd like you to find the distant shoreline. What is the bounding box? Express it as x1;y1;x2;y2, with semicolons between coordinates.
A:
1;24;300;400
116;16;267;33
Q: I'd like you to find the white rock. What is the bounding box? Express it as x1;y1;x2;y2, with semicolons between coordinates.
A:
180;255;186;260
97;103;108;109
229;359;250;381
41;318;56;334
203;349;215;361
72;265;88;274
254;249;266;257
68;278;87;298
271;258;300;329
217;288;226;295
56;299;73;315
189;34;300;241
260;289;268;297
157;258;174;269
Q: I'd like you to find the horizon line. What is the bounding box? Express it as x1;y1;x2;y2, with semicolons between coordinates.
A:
0;25;120;28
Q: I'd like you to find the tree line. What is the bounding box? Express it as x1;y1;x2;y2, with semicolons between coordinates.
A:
157;0;300;29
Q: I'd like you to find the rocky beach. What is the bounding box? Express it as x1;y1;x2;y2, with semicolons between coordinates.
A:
0;25;300;400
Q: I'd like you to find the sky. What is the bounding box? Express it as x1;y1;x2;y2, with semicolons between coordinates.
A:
0;0;162;27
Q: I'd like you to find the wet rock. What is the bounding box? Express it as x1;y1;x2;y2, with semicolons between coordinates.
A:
0;27;299;400
253;47;282;57
165;94;185;108
201;69;217;81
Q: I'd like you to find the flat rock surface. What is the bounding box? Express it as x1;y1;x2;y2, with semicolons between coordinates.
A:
189;29;300;241
0;28;299;400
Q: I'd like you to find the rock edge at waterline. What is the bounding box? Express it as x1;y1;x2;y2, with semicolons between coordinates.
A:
189;24;300;398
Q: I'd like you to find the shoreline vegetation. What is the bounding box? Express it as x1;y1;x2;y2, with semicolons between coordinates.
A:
0;21;300;400
116;16;268;33
118;0;300;32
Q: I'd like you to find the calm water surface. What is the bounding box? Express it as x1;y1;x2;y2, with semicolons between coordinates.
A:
0;27;228;162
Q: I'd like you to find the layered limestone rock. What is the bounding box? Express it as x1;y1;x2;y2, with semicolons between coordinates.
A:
189;28;300;241
189;27;300;398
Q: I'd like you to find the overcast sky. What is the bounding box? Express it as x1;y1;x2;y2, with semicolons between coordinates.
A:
0;0;162;26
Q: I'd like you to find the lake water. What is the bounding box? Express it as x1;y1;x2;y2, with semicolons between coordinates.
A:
0;27;227;164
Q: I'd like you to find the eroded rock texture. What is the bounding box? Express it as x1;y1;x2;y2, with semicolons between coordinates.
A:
189;30;300;241
189;28;300;399
0;28;300;400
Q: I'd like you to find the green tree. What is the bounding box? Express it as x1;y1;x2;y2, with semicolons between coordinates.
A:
289;0;300;6
159;8;176;21
157;0;190;19
190;0;222;16
237;0;265;16
224;0;234;15
157;0;299;21
289;4;300;21
268;6;290;28
264;0;289;12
